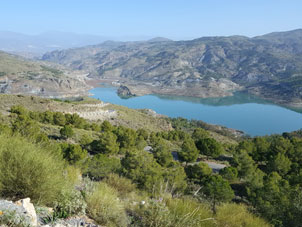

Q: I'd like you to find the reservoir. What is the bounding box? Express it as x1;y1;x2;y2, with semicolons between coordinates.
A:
90;86;302;136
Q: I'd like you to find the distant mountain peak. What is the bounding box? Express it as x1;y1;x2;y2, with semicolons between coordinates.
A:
147;37;173;42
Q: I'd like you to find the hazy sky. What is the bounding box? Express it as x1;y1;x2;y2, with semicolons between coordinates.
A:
1;0;301;39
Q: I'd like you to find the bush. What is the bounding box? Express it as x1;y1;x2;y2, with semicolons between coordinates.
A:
178;138;199;163
103;174;136;198
61;143;88;165
10;105;28;116
134;198;214;227
166;198;214;227
90;131;119;154
53;188;87;218
219;167;238;182
84;154;121;180
133;199;172;227
0;209;32;227
53;112;66;126
0;135;69;205
196;137;224;158
162;162;187;194
60;125;74;139
86;182;129;226
185;162;212;182
200;175;234;214
121;149;163;192
215;203;271;227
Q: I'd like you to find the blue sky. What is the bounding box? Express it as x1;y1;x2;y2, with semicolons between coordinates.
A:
1;0;301;39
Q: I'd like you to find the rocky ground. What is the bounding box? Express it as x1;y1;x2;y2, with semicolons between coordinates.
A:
0;51;92;98
65;103;117;121
0;198;99;227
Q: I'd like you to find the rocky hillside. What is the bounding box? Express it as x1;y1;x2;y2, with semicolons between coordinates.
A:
42;29;302;106
0;51;91;98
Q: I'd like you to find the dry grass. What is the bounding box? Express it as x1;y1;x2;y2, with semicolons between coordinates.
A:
104;103;172;131
86;182;129;227
0;94;172;132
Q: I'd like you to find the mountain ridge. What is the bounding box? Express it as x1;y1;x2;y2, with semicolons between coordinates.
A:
41;29;302;107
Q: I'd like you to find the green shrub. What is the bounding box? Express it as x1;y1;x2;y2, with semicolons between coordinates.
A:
10;105;28;116
101;120;113;132
135;198;214;227
91;131;119;154
65;113;86;129
86;182;129;227
196;137;224;158
215;203;271;227
41;111;54;124
133;200;172;227
11;115;40;139
121;149;163;192
84;154;121;180
60;125;74;139
178;138;199;163
0;135;69;205
35;206;56;225
60;143;88;165
114;126;137;149
166;198;214;227
53;112;66;126
0;123;12;135
219;167;238;182
103;174;137;198
201;175;234;214
162;162;187;194
185;162;212;182
0;209;32;227
53;188;87;218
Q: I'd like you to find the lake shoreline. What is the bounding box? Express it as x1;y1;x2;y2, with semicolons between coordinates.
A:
87;79;302;113
89;86;302;136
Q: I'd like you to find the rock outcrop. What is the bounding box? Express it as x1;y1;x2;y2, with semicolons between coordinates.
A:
15;198;38;226
117;85;135;98
0;198;35;226
0;198;99;227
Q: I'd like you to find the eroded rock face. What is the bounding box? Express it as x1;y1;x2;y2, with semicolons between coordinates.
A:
0;75;92;98
0;51;92;98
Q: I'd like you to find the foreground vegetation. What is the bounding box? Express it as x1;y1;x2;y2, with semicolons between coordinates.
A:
1;100;301;226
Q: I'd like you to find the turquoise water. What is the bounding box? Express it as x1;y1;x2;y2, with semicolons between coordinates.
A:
90;86;302;136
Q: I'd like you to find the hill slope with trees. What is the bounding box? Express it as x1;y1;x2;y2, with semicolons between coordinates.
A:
0;94;301;226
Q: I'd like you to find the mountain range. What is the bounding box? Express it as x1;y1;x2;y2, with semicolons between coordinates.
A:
41;29;302;107
0;31;158;58
0;31;115;57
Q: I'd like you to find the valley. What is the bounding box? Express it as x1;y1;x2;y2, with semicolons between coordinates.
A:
41;29;302;108
2;1;302;226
